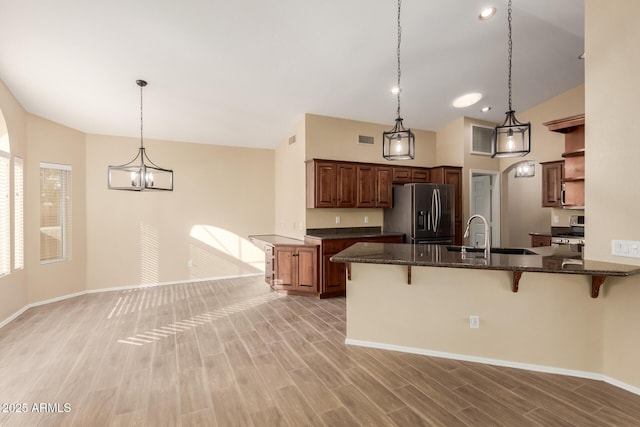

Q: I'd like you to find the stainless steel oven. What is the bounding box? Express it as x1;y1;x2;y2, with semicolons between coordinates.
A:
551;215;584;250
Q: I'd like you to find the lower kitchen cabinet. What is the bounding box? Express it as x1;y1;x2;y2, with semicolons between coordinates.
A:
273;245;318;295
305;235;403;298
531;235;552;247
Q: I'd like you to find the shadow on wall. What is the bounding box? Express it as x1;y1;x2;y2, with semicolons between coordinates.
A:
189;225;264;279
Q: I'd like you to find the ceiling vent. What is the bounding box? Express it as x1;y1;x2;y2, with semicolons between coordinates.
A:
471;125;494;155
358;135;375;145
288;135;296;145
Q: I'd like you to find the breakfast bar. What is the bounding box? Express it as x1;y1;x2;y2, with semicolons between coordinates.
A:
331;242;640;393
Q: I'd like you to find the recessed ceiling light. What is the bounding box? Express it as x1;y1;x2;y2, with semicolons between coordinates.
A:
453;92;483;108
478;6;497;21
481;106;492;113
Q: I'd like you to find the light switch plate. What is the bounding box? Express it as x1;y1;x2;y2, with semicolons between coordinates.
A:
612;240;640;258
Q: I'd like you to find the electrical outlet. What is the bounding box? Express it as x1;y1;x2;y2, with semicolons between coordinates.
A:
553;215;559;224
187;259;193;268
336;216;341;224
469;315;480;329
364;216;369;224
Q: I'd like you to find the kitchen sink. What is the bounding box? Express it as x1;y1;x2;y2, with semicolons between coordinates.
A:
446;246;537;255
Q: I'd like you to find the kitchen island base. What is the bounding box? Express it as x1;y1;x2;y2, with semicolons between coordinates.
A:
345;262;640;396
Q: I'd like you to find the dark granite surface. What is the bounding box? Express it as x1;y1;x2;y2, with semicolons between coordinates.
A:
529;231;553;237
330;242;640;277
305;227;404;240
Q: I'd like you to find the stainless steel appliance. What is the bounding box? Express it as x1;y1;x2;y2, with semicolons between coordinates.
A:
384;183;455;244
551;215;585;249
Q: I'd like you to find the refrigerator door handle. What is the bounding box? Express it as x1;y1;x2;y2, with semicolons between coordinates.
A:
431;191;436;231
433;189;441;232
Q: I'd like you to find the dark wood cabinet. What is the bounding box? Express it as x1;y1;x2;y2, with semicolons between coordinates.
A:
356;164;376;208
531;235;552;247
273;245;318;294
541;161;564;207
430;166;463;245
391;167;430;184
306;160;356;208
544;114;585;208
305;235;403;298
374;166;393;208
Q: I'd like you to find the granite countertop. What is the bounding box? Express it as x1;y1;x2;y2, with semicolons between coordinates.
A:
330;242;640;277
529;231;553;237
305;227;404;240
248;234;309;247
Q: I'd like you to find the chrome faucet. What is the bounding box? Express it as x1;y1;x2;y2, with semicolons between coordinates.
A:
463;214;491;258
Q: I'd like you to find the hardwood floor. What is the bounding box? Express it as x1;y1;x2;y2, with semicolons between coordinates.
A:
1;275;639;426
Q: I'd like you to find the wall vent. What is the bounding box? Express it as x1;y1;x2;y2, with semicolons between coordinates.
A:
471;125;494;155
288;135;296;145
358;135;375;145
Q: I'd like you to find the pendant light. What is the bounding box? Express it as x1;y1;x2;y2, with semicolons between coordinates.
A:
108;80;173;191
383;0;415;161
492;0;531;158
514;161;535;178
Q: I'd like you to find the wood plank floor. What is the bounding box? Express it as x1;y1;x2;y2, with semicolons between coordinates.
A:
1;275;639;426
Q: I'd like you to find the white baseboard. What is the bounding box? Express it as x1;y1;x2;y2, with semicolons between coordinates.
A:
0;273;263;329
345;338;640;397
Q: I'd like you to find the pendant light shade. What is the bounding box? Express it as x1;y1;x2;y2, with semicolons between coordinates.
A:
492;0;531;158
493;110;531;158
383;0;415;161
383;118;415;160
108;80;173;191
514;160;535;178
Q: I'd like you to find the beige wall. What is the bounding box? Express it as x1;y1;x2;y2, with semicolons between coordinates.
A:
86;134;274;290
585;0;640;264
0;80;28;322
585;0;640;391
304;113;437;230
275;116;306;239
26;115;87;303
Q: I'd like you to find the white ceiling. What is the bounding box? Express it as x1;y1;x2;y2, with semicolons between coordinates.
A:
0;0;584;149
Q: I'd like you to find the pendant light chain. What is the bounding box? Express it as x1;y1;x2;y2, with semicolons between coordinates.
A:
507;0;513;112
396;0;402;119
139;81;145;149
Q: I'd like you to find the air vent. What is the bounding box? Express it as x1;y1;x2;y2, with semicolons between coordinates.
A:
358;135;375;145
288;135;296;145
471;125;494;155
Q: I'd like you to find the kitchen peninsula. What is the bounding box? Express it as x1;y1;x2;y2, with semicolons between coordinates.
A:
331;242;640;393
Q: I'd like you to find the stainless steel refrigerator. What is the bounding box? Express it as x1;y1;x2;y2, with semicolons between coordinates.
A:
384;183;455;244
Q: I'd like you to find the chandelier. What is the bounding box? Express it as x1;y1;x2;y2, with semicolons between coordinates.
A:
382;0;415;161
108;80;173;191
492;0;531;158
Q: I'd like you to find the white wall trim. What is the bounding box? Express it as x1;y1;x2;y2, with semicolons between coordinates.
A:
345;338;640;397
0;273;263;329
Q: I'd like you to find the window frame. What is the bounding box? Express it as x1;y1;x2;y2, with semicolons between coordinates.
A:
39;162;72;264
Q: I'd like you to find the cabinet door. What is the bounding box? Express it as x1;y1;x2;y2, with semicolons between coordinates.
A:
356;165;376;207
411;168;429;183
392;167;412;183
315;161;336;208
541;161;564;207
273;247;296;290
375;167;393;208
336;163;356;208
323;254;346;293
296;246;318;293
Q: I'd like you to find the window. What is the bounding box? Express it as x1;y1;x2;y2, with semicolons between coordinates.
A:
0;153;9;275
14;157;23;270
40;163;72;263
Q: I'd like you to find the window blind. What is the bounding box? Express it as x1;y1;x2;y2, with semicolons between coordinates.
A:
14;157;23;270
0;153;9;275
40;163;72;263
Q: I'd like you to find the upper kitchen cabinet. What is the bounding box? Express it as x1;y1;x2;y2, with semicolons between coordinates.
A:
356;164;392;208
541;161;564;207
543;114;585;208
391;166;430;184
306;160;356;208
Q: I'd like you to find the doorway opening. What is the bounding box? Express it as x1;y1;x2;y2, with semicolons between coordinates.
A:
468;170;501;247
